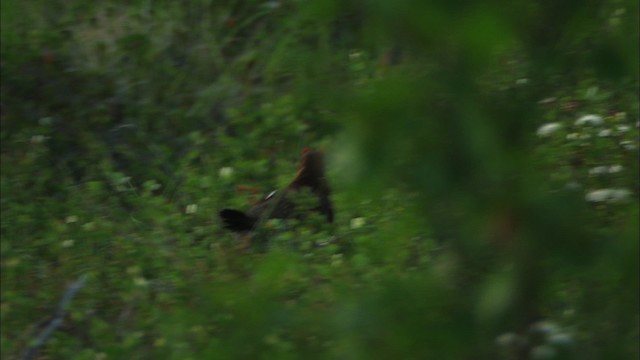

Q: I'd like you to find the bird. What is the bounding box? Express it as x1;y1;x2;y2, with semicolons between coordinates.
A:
219;148;334;232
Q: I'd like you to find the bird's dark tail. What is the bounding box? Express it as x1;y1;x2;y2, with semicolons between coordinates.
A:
219;209;256;232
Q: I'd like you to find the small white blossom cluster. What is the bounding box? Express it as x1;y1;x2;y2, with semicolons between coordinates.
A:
496;320;573;360
350;217;366;229
557;114;603;141
185;204;198;214
537;114;607;138
133;277;149;287
595;125;629;138
31;135;49;144
65;215;79;223
575;114;603;126
620;140;636;150
537;110;637;206
536;123;562;137
588;165;623;176
548;112;635;157
536;113;637;150
585;188;631;203
219;167;234;178
61;239;75;248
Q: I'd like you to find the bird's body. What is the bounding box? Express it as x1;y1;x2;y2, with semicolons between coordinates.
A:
219;148;333;232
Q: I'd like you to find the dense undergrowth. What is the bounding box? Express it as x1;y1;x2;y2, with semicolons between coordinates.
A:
1;0;638;359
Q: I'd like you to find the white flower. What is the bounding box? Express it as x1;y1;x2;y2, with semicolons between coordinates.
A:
495;333;522;348
608;164;623;173
516;78;529;85
620;141;637;150
350;217;366;229
133;277;148;287
566;133;579;140
588;166;608;176
530;321;559;336
589;165;623;176
65;215;78;224
614;112;626;120
536;123;562;137
219;167;234;178
597;129;612;137
616;125;630;132
61;239;75;248
579;134;591;140
575;114;603;126
610;189;632;202
585;189;610;202
537;97;557;105
30;135;48;144
548;333;573;347
585;188;631;203
349;50;362;61
185;204;198;214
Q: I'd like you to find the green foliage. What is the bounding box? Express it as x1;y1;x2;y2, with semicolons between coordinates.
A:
1;0;638;359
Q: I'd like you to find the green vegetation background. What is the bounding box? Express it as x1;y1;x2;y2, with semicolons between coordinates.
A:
1;0;638;359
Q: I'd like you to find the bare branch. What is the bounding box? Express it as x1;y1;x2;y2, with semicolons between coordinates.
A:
22;274;88;360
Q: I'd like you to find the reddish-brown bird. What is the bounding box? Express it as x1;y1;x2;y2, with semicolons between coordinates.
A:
219;148;334;232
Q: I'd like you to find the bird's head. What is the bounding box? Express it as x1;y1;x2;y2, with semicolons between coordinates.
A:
298;148;325;178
